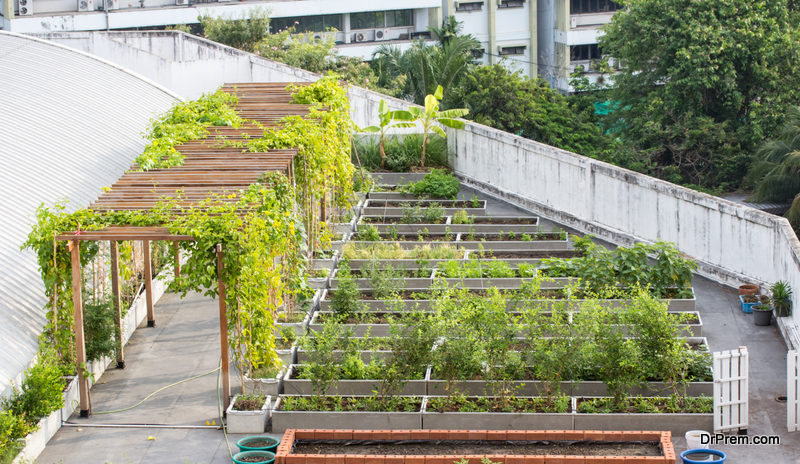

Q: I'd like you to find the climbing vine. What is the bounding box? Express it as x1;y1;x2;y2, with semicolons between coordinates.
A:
134;90;243;171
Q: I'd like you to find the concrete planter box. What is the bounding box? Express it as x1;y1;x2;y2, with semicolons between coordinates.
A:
358;216;454;234
276;345;297;366
328;233;350;254
574;397;713;435
309;312;391;337
276;310;312;337
243;367;286;397
439;276;575;289
363;199;487;216
311;250;339;272
458;238;570;251
346;256;468;270
271;396;423;433
61;376;79;420
526;293;697;312
282;364;428;395
372;172;429;185
572;381;713;397
425;378;712;397
348;240;459;250
12;409;61;463
421;397;574;430
226;394;271;434
320;296;432;312
296;349;392;364
367;191;425;201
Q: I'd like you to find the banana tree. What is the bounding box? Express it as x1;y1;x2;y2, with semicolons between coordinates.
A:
362;99;415;168
407;85;469;167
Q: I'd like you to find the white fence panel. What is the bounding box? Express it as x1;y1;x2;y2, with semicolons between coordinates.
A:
713;346;749;433
789;350;799;432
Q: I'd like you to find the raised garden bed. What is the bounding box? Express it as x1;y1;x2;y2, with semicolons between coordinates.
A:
573;396;714;435
363;199;487;216
226;394;271;434
458;233;570;251
421;396;574;430
271;396;424;432
357;215;540;234
242;366;287;397
275;429;677;464
282;364;428;395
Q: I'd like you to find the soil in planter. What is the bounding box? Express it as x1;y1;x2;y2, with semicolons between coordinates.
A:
291;365;426;380
576;396;713;414
364;234;455;242
316;312;438;324
234;395;266;411
479;251;582;259
362;216;448;224
241;439;279;449
426;396;571;413
370;200;478;208
279;395;422;412
293;440;661;456
471;217;538;225
237;455;273;463
346;269;432;278
461;233;565;242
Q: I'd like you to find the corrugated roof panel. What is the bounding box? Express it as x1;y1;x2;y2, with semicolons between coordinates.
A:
0;31;180;396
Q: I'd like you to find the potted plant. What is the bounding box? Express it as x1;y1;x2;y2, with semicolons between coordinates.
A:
236;435;280;453
232;450;275;464
753;301;772;326
738;283;759;295
739;293;759;314
226;394;271;434
771;280;793;317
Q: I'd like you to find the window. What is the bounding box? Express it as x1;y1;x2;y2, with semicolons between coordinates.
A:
351;10;414;30
455;1;483;12
570;0;622;14
272;14;343;33
499;45;526;56
471;48;485;59
570;43;602;61
498;0;525;8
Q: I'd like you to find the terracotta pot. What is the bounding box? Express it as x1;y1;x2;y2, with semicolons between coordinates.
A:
738;284;759;296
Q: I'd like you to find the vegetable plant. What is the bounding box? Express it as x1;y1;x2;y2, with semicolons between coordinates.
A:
401;169;460;199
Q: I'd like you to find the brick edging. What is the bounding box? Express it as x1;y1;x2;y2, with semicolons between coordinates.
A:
275;429;674;464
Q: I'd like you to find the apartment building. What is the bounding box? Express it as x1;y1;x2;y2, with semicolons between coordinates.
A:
1;0;441;59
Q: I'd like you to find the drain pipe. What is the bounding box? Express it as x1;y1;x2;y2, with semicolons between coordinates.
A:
62;422;220;430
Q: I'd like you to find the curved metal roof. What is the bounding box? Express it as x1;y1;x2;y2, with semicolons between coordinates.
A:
0;31;179;396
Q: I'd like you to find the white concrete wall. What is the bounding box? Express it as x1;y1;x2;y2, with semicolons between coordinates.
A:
35;31;800;350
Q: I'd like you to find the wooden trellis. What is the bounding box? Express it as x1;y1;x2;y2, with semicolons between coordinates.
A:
56;82;317;417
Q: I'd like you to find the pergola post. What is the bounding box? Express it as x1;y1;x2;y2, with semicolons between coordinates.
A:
110;241;125;369
142;240;155;327
69;240;90;417
216;244;231;411
173;242;181;283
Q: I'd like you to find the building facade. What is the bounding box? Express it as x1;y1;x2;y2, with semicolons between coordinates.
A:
1;0;619;91
1;0;442;59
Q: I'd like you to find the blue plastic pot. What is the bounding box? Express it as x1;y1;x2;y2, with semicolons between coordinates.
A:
681;449;726;463
236;435;280;453
232;450;275;464
739;295;757;314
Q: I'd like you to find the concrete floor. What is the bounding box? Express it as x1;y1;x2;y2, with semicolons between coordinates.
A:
36;187;800;464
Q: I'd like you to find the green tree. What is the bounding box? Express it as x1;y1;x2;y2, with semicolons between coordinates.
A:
450;65;625;164
199;8;271;52
372;34;480;105
747;107;800;231
600;0;800;189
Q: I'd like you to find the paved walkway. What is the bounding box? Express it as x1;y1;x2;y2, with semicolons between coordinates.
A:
35;187;800;464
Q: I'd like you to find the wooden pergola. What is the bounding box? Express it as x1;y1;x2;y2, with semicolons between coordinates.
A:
56;83;312;417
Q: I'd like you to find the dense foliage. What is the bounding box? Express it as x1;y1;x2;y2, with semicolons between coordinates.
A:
746;107;800;231
600;0;800;189
199;8;271;52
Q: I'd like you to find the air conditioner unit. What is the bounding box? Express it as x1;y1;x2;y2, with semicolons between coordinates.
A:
105;0;119;9
18;0;33;15
78;0;94;11
176;0;189;5
374;28;390;41
353;32;367;43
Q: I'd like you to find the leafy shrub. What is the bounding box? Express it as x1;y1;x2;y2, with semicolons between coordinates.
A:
2;347;65;429
83;298;117;362
402;169;460;199
330;264;361;318
0;410;32;463
199;8;270;52
451;209;473;224
356;225;381;241
353;134;448;171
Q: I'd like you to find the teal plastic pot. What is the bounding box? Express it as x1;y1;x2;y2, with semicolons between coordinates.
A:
681;449;726;463
232;450;275;464
236;435;280;453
